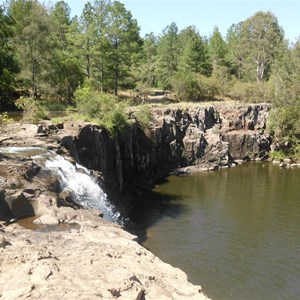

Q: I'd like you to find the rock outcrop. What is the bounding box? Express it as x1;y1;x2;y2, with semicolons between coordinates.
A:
0;102;272;300
61;103;271;195
0;210;209;299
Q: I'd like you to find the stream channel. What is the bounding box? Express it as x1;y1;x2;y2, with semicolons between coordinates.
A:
129;162;300;300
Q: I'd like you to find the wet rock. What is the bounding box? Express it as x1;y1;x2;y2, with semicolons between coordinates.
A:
57;188;75;208
4;191;35;220
24;162;41;180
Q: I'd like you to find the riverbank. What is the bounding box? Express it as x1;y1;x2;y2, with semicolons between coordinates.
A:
0;210;208;299
0;120;209;299
0;102;294;299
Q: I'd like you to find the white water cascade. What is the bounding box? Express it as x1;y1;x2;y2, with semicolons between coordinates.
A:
0;146;122;224
44;153;122;224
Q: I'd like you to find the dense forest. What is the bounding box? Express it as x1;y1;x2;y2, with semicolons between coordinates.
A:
0;0;299;156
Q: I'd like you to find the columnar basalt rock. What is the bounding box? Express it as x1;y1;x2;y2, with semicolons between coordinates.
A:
67;104;271;195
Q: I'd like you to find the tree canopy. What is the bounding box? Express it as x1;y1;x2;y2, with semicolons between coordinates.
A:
0;1;299;150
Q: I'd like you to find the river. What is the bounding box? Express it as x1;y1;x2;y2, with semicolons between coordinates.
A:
129;162;300;300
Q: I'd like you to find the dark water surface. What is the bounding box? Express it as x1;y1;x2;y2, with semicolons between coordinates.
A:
130;162;300;300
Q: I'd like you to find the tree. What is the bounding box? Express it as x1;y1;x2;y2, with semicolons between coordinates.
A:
92;0;111;92
157;22;179;89
209;26;228;72
8;0;52;97
49;1;83;101
134;32;158;91
79;2;97;80
178;26;211;76
0;5;19;108
226;22;243;79
239;11;284;82
106;1;142;95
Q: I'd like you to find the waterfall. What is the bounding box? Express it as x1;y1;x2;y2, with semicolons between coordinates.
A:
44;153;122;224
0;146;122;224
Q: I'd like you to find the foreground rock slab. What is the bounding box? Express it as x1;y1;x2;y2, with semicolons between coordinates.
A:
0;212;209;300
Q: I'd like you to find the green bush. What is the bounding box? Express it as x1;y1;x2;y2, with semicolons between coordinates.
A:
229;81;273;103
170;72;221;101
171;72;200;101
197;75;220;100
74;84;129;137
0;112;13;131
267;105;300;141
15;96;49;123
135;104;152;129
269;150;288;160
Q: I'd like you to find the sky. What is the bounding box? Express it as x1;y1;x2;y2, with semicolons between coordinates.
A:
61;0;300;42
1;0;299;42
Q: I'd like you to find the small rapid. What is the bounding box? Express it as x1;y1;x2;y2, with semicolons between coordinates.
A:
44;154;122;224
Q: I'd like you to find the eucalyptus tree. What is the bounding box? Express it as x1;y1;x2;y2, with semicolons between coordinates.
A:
239;11;284;82
157;22;179;89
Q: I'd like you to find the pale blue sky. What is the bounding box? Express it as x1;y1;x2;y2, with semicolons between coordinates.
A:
63;0;300;42
1;0;299;42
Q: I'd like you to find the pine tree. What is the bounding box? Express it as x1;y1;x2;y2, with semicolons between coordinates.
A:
8;0;52;97
157;22;179;89
178;26;211;76
0;5;19;108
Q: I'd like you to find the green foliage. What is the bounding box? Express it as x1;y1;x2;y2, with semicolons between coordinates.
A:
133;33;159;90
15;96;49;123
197;75;220;100
74;84;129;136
239;11;284;82
0;112;13;131
157;22;179;89
9;0;54;96
267;105;300;141
269;150;288;160
171;72;220;101
229;81;273;103
0;6;19;108
178;26;211;76
209;26;228;71
134;104;152;129
171;72;200;101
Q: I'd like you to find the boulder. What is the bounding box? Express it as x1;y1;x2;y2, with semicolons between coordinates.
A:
33;215;59;226
4;191;35;220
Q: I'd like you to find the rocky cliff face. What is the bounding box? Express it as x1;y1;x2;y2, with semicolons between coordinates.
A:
63;104;271;196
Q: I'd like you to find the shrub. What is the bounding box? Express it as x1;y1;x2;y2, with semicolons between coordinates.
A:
229;81;273;103
171;72;200;101
0;112;13;131
171;72;221;101
269;150;288;160
134;104;152;129
74;85;129;137
15;96;49;123
197;75;220;100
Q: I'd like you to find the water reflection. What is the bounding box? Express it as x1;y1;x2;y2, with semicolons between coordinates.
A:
130;163;300;300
